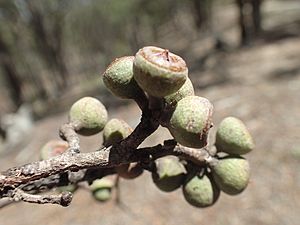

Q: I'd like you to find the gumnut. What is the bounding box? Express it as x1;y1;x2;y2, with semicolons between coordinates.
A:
103;118;132;147
183;172;220;208
164;77;194;108
90;177;114;202
168;96;213;148
40;140;68;160
103;56;144;99
152;156;187;192
102;118;142;178
115;162;143;179
69;97;108;136
211;156;250;195
133;46;188;97
93;189;111;202
215;116;255;155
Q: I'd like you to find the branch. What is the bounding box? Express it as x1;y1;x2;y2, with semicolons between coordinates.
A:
140;140;216;166
10;189;72;207
59;123;80;154
0;140;213;196
0;96;216;207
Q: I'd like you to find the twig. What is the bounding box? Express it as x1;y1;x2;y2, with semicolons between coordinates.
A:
59;123;80;154
132;90;149;112
10;189;72;207
0;142;212;197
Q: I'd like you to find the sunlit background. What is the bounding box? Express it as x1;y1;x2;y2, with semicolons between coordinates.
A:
0;0;299;224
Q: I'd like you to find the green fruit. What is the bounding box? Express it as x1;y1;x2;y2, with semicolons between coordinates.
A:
40;140;68;160
69;97;108;136
90;177;114;202
90;177;114;191
116;162;143;179
164;77;194;107
152;156;186;192
103;118;132;147
211;156;250;195
133;46;188;97
183;173;220;208
103;56;144;99
216;117;255;155
93;188;112;202
168;96;213;148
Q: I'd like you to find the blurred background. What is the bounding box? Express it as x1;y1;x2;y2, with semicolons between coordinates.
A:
0;0;299;224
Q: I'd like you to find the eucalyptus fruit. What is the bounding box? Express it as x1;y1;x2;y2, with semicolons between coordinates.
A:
102;119;143;178
152;156;186;192
69;97;108;136
133;46;188;97
164;77;194;108
168;96;213;148
183;173;220;208
90;177;114;202
103;56;144;99
40;140;68;160
211;156;250;195
103;118;132;147
215;117;254;155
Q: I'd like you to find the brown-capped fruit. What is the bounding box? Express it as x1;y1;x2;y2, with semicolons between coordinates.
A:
133;46;188;97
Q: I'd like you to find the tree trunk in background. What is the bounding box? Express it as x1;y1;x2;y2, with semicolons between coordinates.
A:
236;0;249;46
236;0;263;46
51;15;69;87
192;0;212;30
0;34;23;109
25;0;69;91
0;123;6;140
127;16;142;53
252;0;262;35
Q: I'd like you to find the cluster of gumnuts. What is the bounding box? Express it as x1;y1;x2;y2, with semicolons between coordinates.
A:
40;46;254;207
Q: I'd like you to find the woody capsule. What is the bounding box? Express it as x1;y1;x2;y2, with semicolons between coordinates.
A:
133;46;188;97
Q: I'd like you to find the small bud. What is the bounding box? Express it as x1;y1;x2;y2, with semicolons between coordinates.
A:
90;177;114;202
216;117;255;155
164;77;194;108
93;189;112;202
152;156;186;192
168;96;213;148
102;119;138;178
40;140;68;160
90;177;114;191
133;46;188;97
69;97;108;136
183;173;220;208
103;118;132;147
103;56;144;99
211;156;250;195
116;162;143;179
